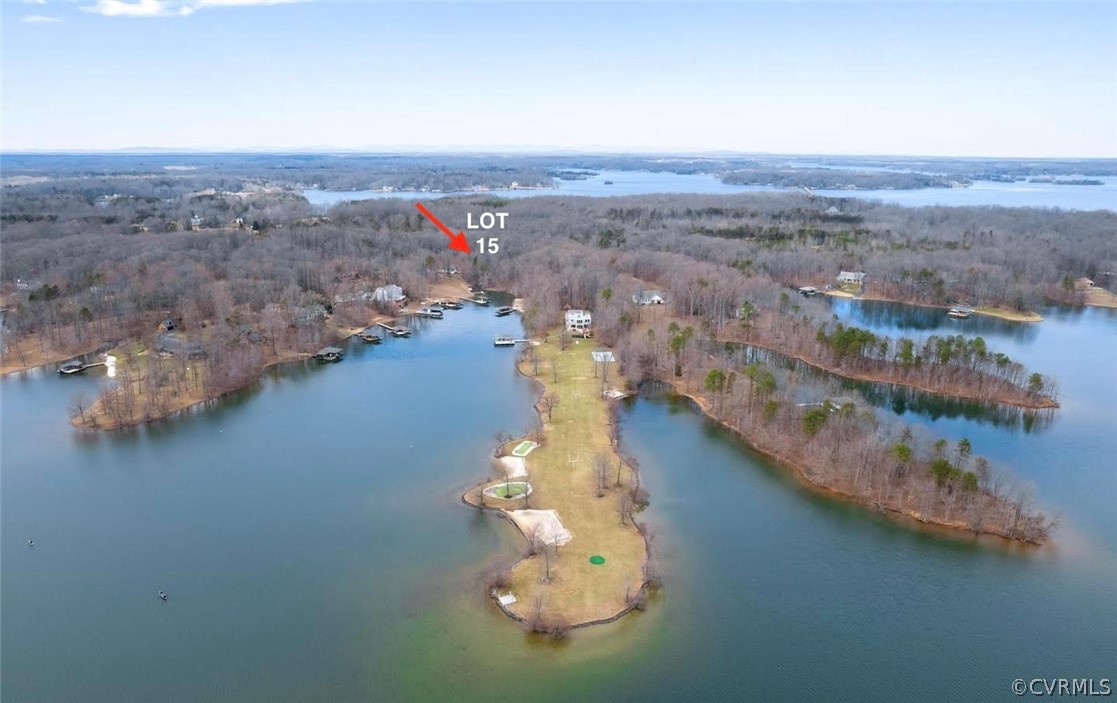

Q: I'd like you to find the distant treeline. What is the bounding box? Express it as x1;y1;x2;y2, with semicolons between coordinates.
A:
6;154;1114;196
721;168;959;190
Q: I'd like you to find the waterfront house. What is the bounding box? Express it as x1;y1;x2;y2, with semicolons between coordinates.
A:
633;290;666;305
154;332;207;359
294;304;328;326
837;271;866;285
565;309;592;334
372;284;405;303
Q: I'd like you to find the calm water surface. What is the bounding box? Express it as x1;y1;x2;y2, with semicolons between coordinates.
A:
304;171;1117;211
2;303;1115;702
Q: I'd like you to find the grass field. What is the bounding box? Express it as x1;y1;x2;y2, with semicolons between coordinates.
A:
467;336;647;628
973;306;1044;322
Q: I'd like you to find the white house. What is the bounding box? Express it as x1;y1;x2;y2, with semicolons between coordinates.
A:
372;284;405;303
565;309;592;334
633;290;666;305
837;271;866;285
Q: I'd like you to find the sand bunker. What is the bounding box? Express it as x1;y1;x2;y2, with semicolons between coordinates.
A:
495;455;527;478
508;510;572;546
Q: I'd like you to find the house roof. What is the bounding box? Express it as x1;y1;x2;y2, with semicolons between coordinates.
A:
633;290;665;303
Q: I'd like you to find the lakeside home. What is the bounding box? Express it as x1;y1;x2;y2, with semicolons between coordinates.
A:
372;284;405;303
633;290;666;305
564;309;592;334
837;271;866;285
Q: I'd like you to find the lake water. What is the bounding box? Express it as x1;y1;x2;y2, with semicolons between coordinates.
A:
303;171;1117;211
2;302;1115;702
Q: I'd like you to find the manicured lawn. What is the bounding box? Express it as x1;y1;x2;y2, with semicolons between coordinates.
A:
498;336;646;626
486;482;531;499
511;440;538;457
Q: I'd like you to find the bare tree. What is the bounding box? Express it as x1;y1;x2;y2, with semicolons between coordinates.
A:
69;392;91;425
493;430;512;457
538;392;559;422
594;452;610;497
618;491;635;526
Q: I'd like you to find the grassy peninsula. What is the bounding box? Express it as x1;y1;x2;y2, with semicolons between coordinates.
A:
464;336;649;632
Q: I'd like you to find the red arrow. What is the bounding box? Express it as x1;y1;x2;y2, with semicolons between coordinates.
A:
415;203;471;253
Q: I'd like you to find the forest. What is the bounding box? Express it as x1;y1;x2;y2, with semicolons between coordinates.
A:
6;153;1114;193
3;156;1114;542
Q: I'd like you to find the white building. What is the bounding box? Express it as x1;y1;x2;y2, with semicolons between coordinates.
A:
372;284;405;303
565;309;592;334
633;290;666;305
837;271;866;285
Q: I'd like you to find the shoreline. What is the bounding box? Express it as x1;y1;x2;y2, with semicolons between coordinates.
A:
61;279;472;430
69;350;312;431
727;336;1059;410
822;289;1045;322
460;487;654;631
668;385;1047;546
462;336;651;632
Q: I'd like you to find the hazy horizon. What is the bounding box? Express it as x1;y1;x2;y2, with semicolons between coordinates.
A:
2;2;1115;158
4;147;1117;162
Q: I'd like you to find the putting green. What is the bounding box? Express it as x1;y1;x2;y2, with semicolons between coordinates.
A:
511;440;539;457
589;555;605;565
482;481;533;500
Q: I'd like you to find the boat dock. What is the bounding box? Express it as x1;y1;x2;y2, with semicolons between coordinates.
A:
494;335;532;347
356;328;382;343
378;322;411;337
314;346;344;362
58;360;107;375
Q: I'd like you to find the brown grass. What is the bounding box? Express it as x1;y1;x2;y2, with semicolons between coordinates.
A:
1;327;106;376
464;336;648;629
971;307;1044;322
1077;278;1117;309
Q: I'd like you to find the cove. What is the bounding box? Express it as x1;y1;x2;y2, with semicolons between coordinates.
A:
2;301;1115;702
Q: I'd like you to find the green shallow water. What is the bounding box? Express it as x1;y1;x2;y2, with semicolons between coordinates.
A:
2;303;1115;702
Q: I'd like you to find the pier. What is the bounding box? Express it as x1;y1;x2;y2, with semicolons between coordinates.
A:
378;322;411;337
58;360;106;375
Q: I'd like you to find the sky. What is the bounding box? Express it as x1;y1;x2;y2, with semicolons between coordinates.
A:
1;1;1115;157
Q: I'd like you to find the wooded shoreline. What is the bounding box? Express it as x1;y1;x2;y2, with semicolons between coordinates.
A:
726;337;1059;411
669;385;1049;546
